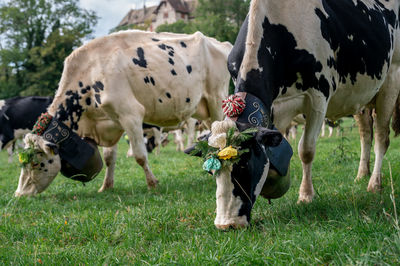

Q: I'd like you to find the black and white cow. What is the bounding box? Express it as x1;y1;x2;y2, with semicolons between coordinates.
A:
14;30;232;196
192;0;400;229
0;96;53;161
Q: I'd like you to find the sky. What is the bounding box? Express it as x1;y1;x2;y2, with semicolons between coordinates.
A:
79;0;160;38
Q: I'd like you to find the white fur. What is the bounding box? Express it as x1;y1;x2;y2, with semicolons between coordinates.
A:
254;160;270;197
214;167;248;228
0;100;5;111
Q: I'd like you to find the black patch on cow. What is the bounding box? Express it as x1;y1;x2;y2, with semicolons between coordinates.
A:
168;51;174;57
158;44;166;50
180;41;187;48
232;15;331;109
132;47;147;68
228;15;249;80
150;77;155;86
144;76;150;84
55;90;84;130
94;81;104;90
86;97;91;106
231;139;268;222
81;88;87;94
86;85;91;91
171;69;177;76
95;94;102;105
186;65;192;74
48;159;54;164
40;163;45;167
315;0;396;85
152;38;160;42
158;99;163;103
0;96;54;148
44;169;48;172
186;98;190;103
78;81;83;87
91;81;104;93
168;58;175;65
166;92;171;98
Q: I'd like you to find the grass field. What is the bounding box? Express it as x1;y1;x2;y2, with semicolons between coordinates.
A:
0;118;399;265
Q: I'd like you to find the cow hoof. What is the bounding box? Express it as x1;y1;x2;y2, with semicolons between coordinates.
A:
215;223;247;230
98;185;113;193
367;183;382;193
367;173;382;193
147;178;159;188
355;170;370;182
297;194;314;204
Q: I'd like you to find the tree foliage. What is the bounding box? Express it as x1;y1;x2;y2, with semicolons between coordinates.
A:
156;0;250;44
0;0;98;98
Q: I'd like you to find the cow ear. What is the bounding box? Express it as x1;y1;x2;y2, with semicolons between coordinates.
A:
256;128;282;147
184;132;211;157
45;143;59;155
184;145;201;156
235;121;254;132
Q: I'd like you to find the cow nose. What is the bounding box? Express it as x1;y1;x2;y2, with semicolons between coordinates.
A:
215;223;247;230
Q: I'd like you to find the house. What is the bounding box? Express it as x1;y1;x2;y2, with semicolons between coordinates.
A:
117;0;197;32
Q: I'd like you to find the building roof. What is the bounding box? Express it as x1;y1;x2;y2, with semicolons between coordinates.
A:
118;5;158;27
154;0;191;14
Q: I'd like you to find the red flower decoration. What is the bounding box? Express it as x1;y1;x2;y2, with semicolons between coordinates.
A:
32;113;53;136
222;94;246;117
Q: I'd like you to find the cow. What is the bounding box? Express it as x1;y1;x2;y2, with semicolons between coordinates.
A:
0;96;53;162
189;0;400;229
14;30;232;196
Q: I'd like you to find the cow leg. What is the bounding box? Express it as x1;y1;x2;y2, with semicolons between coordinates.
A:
124;122;158;188
98;145;117;192
328;126;333;137
185;118;197;148
354;108;373;181
173;130;184;151
297;110;325;203
368;72;400;192
152;127;162;155
7;144;14;163
103;97;158;188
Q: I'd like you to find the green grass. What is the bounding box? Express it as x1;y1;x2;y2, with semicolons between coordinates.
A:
1;118;399;264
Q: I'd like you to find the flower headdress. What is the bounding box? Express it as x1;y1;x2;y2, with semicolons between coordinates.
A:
192;121;257;175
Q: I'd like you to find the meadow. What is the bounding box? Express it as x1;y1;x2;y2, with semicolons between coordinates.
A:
0;118;399;265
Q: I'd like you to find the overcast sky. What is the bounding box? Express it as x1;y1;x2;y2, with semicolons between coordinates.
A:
79;0;160;38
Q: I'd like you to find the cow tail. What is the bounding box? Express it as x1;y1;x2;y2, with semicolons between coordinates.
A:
391;93;400;137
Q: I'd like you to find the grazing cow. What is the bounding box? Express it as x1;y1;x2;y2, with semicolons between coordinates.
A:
190;0;400;229
14;30;232;196
0;96;53;162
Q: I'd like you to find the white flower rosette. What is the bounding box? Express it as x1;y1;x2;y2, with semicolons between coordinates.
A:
208;133;227;150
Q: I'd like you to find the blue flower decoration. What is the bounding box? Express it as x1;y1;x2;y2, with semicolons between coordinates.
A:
203;157;221;172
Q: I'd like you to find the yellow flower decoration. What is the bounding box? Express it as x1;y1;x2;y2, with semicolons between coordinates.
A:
218;146;238;160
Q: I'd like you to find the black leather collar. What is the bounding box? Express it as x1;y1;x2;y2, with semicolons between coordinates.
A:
235;92;272;128
232;92;292;176
42;118;95;172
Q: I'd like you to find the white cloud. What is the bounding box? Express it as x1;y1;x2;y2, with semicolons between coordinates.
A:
79;0;160;38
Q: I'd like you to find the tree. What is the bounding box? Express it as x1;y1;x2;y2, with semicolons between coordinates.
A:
0;0;98;97
155;0;250;44
193;0;250;43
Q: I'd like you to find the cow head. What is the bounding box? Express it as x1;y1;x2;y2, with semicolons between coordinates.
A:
187;119;283;229
15;133;61;196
